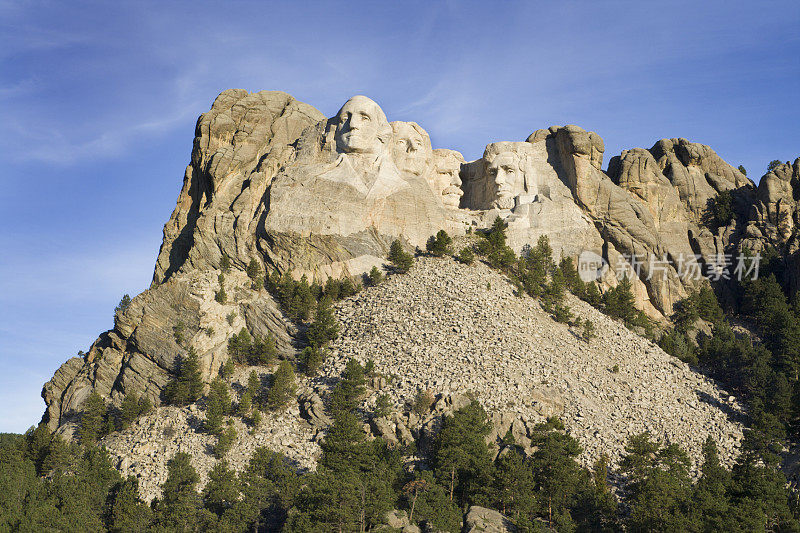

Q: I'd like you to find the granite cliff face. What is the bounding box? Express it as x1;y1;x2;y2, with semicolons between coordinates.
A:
41;89;797;442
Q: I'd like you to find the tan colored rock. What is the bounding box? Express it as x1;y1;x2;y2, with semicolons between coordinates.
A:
432;148;466;209
464;506;517;532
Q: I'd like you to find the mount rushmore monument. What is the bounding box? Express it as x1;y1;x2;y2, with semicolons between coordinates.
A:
42;89;800;435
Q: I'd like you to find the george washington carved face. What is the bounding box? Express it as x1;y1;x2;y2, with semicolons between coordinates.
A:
334;95;392;155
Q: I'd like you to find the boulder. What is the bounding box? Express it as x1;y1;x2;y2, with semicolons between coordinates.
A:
463;506;517;532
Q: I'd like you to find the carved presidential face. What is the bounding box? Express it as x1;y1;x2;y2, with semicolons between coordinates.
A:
486;151;524;210
335;96;389;154
433;149;464;209
391;122;432;177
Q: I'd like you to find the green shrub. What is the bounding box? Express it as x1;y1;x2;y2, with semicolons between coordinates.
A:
300;346;324;376
426;230;453;257
553;304;573;324
582;319;596;342
267;361;297;411
456;247;475;265
79;392;107;444
388;240;414;273
163;348;204;407
215;273;228;304
711;190;734;226
659;329;697;365
375;394;392;418
220;358;235;380
365;266;384;287
173;321;186;345
412;389;434;416
220;254;231;273
115;294;131;317
214;425;237;459
330;359;366;415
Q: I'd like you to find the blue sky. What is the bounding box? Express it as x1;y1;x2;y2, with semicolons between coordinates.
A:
1;1;798;433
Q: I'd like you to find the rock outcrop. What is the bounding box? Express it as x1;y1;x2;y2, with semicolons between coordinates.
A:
95;252;743;504
463;506;518;533
41;89;793;456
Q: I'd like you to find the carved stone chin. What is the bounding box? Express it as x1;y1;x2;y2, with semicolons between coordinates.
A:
494;195;516;210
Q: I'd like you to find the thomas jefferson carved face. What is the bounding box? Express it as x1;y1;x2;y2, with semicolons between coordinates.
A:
433;149;465;208
335;96;391;154
391;121;432;177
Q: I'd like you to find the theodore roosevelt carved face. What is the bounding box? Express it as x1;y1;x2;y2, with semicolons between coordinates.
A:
432;149;465;208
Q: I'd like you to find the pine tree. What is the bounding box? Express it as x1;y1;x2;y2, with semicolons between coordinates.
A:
529;419;587;530
205;378;231;435
220;254;231;273
490;449;536;521
365;265;384;287
456;246;475;265
249;333;278;365
619;433;693;532
163;348;204;406
155;452;200;531
203;460;240;516
78;392;107;445
289;275;314;321
118;392;148;430
247;371;262;408
306;296;340;349
215;273;228;304
214;425;237;459
433;400;494;506
246;258;260;280
323;277;341;301
300;345;325;376
388;240;414;273
690;437;732;531
237;390;252;418
330;358;366;415
114;294;131;318
404;470;463;532
109;477;152;532
374;394;392;418
268;361;297;411
220;358;235;380
426;229;453;256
